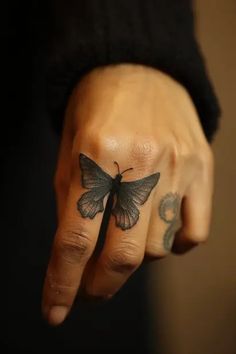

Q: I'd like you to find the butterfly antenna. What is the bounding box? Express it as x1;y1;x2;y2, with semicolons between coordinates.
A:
113;161;120;174
121;167;133;175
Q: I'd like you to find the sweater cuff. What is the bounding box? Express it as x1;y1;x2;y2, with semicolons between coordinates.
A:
46;0;220;141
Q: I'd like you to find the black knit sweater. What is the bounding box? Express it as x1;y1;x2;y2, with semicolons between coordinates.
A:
46;0;220;141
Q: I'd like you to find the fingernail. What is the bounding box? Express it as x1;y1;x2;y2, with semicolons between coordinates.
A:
48;306;68;326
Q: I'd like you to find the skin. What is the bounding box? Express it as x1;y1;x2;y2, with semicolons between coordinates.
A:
42;64;214;325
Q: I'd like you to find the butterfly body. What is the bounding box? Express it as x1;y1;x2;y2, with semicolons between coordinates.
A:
77;153;160;230
111;173;123;193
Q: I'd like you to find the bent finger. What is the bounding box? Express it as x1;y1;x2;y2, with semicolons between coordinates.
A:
84;173;158;297
42;178;107;325
172;154;214;254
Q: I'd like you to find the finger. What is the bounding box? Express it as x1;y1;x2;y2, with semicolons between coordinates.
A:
42;182;107;326
172;153;214;254
84;187;154;298
146;191;182;258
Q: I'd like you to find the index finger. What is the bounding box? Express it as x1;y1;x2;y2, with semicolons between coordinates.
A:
42;176;107;326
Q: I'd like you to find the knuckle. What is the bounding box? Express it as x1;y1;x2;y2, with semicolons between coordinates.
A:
73;128;109;159
169;144;180;169
104;241;143;273
165;139;185;169
85;129;110;154
90;132;106;151
165;132;197;167
105;252;140;273
131;137;159;164
57;228;93;264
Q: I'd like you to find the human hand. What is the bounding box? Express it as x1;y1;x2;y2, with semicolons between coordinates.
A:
42;64;214;325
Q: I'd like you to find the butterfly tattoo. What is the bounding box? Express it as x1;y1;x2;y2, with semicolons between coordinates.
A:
77;153;160;230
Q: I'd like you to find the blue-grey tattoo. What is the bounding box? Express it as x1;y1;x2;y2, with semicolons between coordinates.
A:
159;192;181;250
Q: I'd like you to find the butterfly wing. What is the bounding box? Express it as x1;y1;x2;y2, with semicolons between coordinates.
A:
77;186;111;218
77;153;113;218
112;196;140;231
112;172;160;230
79;153;113;189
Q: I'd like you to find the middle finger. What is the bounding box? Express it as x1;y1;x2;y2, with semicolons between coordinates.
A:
84;176;157;298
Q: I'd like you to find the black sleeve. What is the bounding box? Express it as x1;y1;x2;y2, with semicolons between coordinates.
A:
45;0;220;142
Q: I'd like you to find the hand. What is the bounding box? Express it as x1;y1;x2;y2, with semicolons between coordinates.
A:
42;64;214;325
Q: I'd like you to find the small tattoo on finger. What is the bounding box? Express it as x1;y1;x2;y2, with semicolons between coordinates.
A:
158;192;181;251
77;153;160;230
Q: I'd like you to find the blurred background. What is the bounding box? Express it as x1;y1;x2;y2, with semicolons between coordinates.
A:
149;1;236;353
